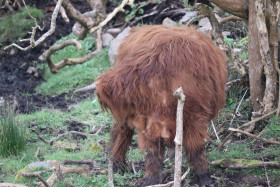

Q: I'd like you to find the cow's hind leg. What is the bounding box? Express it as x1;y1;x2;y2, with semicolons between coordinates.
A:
138;140;165;186
109;123;134;173
184;125;213;187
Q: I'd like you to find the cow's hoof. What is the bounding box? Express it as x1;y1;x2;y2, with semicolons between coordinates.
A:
137;173;162;186
197;170;215;187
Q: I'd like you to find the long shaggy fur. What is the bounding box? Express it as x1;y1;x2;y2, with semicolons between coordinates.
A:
95;25;227;185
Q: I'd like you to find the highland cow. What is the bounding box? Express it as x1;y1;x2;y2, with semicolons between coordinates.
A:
84;25;227;186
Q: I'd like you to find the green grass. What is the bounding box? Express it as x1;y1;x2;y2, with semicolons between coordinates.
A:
35;34;110;95
0;6;43;42
0;108;26;157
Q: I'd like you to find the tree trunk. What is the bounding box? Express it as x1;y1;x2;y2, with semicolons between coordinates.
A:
248;0;265;112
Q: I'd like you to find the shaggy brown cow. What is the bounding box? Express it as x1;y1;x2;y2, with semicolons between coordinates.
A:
94;25;227;186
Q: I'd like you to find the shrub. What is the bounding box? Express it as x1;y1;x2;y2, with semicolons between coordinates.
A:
0;107;26;156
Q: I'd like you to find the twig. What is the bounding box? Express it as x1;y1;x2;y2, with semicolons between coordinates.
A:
173;87;185;187
207;137;220;147
0;184;27;187
94;123;108;135
211;120;220;142
4;0;63;51
146;168;190;187
131;162;137;175
53;0;69;23
49;132;68;146
22;173;50;187
34;147;41;157
218;109;277;150
62;159;100;168
90;0;134;33
262;157;271;187
229;89;248;127
229;128;280;144
108;159;114;187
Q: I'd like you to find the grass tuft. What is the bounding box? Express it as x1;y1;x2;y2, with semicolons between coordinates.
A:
0;107;26;156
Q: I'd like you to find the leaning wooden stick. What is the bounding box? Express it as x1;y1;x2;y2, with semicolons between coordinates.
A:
173;87;186;187
108;159;114;187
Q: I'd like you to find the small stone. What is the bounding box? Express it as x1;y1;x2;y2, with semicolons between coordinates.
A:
108;27;131;65
102;33;114;47
162;17;177;27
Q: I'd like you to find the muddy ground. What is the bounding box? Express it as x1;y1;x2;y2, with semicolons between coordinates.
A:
0;0;92;113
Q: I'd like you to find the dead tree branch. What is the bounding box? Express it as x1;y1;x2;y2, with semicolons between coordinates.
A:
218;109;277;150
22;173;50;187
173;87;185;187
0;184;28;187
4;0;63;51
90;0;134;33
211;159;280;169
108;159;114;187
229;128;280;144
45;28;102;73
53;0;69;23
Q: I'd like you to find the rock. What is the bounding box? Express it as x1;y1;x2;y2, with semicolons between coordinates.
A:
106;28;122;36
222;31;231;36
102;33;114;47
198;17;212;33
38;53;46;62
10;48;16;55
233;48;242;53
26;67;39;77
162;17;177;27
179;11;198;23
108;27;131;65
198;14;221;33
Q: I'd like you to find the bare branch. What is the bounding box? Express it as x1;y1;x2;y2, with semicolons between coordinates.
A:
44;39;82;73
22;173;50;187
173;87;185;187
229;128;280;144
53;0;69;23
62;0;89;28
108;159;114;187
45;28;102;73
90;0;135;33
4;0;63;51
218;109;277;150
211;159;280;169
